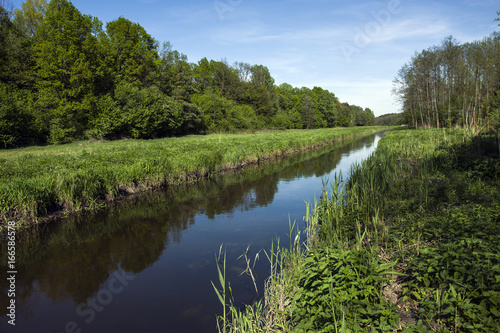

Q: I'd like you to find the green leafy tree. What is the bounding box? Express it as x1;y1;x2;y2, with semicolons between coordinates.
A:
0;83;40;148
0;4;15;84
356;107;375;126
301;93;316;129
393;26;500;131
105;17;159;87
89;82;183;139
191;88;259;132
192;88;233;132
247;64;275;119
212;59;240;100
338;103;354;127
13;0;47;37
158;41;193;101
1;2;35;89
275;83;298;128
312;86;337;128
193;57;214;93
375;113;403;126
272;110;293;129
158;42;203;133
33;0;103;143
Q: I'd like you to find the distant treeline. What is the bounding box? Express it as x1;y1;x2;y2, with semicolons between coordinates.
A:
0;0;375;148
393;30;500;130
375;113;403;126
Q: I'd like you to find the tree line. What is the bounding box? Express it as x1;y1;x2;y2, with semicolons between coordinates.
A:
0;0;374;148
393;20;500;131
374;113;403;126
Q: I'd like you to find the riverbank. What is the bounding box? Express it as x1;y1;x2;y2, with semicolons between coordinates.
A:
0;127;387;230
218;128;500;332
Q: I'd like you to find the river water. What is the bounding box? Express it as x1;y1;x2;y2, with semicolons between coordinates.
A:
0;132;384;333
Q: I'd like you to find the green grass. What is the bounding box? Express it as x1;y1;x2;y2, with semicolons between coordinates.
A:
0;127;387;227
218;128;500;332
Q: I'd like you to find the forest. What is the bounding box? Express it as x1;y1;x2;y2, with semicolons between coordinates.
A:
393;32;500;131
0;0;375;149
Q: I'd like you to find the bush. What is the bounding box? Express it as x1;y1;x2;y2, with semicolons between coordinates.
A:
192;88;262;132
0;83;39;148
88;82;184;139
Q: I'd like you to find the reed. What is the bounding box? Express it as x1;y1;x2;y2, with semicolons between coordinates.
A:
218;128;500;332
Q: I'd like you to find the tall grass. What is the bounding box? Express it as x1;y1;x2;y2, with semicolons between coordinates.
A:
213;220;306;333
0;127;387;227
217;128;500;332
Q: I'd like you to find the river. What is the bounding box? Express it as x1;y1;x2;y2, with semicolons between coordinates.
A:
0;132;384;333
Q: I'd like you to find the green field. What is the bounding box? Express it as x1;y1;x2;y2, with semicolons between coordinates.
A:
0;127;386;228
216;128;500;332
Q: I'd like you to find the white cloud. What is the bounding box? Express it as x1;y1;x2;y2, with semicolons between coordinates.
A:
210;23;347;46
371;18;450;43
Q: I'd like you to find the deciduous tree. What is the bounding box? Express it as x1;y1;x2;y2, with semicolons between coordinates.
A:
33;0;102;142
105;17;159;87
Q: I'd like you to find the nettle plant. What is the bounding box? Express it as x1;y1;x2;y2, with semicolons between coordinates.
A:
292;246;400;332
403;239;500;332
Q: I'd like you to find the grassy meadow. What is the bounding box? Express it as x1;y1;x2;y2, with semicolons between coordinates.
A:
0;127;385;228
214;128;500;332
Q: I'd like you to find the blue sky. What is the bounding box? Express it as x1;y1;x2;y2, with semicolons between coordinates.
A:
12;0;500;116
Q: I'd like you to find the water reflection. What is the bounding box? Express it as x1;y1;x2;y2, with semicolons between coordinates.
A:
0;133;383;332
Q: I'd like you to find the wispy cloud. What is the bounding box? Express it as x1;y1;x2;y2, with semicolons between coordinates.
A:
211;25;281;45
210;23;346;45
369;18;451;43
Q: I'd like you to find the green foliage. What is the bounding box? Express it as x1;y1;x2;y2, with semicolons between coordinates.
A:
158;41;193;102
312;86;339;128
272;110;293;129
88;82;183;139
293;246;400;332
0;127;382;223
13;0;47;37
192;88;260;132
105;16;158;87
405;240;500;332
33;0;102;143
343;129;500;331
274;84;362;130
246;64;275;119
375;113;403;126
1;0;375;148
337;103;374;127
223;128;499;333
0;83;41;148
1;2;35;89
394;34;500;130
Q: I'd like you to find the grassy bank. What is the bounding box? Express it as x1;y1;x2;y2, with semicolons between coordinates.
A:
0;127;386;228
216;128;500;332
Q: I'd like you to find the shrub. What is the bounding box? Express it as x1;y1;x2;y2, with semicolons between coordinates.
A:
0;83;39;148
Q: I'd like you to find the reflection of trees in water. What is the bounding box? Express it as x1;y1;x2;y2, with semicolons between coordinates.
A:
0;134;379;318
200;172;280;218
0;212;172;316
0;205;181;316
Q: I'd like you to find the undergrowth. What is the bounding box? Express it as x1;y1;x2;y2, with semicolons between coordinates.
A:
214;128;500;332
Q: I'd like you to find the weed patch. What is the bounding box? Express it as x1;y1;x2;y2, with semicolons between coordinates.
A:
218;128;500;332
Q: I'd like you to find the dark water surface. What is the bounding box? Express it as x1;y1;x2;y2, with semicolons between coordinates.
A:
0;133;384;333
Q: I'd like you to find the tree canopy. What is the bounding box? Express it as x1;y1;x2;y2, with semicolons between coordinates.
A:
393;33;500;131
0;0;375;148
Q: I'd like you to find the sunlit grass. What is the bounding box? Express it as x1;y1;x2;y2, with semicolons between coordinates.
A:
0;127;387;226
219;128;500;332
